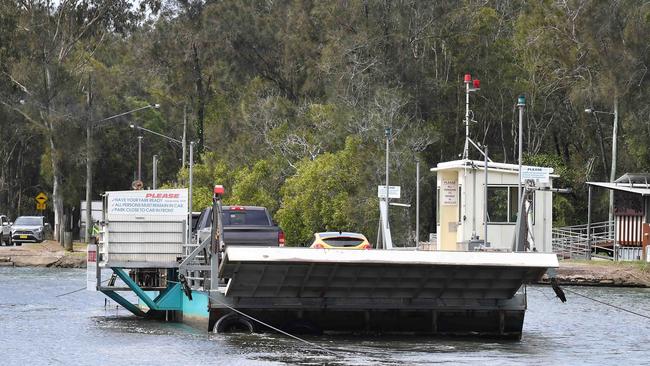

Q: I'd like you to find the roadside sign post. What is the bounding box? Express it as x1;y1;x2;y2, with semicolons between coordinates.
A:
35;192;48;215
377;185;400;250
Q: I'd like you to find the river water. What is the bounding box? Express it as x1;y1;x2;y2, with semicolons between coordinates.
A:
1;267;649;366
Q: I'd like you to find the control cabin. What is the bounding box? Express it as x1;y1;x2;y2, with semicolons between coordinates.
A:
431;159;556;252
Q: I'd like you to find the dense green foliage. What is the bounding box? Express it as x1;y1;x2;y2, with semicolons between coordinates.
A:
1;1;649;245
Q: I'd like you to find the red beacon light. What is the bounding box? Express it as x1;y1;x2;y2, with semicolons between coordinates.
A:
464;73;472;83
473;79;481;89
213;185;225;195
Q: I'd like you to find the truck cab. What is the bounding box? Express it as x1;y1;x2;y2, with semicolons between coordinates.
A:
195;206;285;247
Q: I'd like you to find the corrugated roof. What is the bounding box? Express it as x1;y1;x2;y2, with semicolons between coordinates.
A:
586;181;650;196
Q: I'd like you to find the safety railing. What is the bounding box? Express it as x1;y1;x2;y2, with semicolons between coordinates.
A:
552;221;614;260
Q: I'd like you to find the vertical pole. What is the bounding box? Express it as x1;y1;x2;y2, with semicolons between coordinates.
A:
609;96;618;237
516;95;525;250
137;136;143;182
587;185;592;260
188;142;194;245
384;127;391;249
85;75;93;243
518;105;523;212
152;155;158;189
416;158;420;247
182;104;187;169
484;146;488;246
463;80;470;159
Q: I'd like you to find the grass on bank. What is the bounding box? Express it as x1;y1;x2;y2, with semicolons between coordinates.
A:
563;259;650;272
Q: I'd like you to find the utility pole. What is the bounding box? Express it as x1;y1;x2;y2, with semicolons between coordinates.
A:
415;158;420;247
188;141;195;245
610;96;618;225
137;136;143;182
85;75;93;243
182;104;187;169
152;155;158;189
516;95;525;250
584;99;619;251
384;127;391;249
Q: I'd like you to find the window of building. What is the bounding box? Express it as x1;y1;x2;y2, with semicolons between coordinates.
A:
487;186;533;224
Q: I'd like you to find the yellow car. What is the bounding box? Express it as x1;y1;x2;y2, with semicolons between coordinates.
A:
308;231;372;250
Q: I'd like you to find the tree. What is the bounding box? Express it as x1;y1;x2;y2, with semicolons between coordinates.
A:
276;136;377;245
0;1;142;238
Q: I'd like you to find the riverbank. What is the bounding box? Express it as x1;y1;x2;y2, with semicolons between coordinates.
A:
0;240;86;268
541;260;650;287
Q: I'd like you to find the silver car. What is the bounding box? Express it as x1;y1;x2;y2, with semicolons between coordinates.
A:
11;216;48;245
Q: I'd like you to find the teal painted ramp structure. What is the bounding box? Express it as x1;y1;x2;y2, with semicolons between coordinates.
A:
100;268;183;316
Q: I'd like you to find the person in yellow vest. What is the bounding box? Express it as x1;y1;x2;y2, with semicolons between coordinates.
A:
91;221;101;244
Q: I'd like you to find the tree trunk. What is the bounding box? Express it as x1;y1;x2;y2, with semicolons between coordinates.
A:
48;132;63;241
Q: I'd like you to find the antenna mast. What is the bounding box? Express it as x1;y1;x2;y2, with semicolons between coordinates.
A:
462;74;487;160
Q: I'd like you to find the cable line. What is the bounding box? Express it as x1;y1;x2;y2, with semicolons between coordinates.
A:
563;287;650;320
55;279;110;298
207;293;341;355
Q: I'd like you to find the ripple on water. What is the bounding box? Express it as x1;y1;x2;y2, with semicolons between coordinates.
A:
2;267;650;366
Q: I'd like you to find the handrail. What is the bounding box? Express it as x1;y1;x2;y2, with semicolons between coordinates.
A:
552;220;614;260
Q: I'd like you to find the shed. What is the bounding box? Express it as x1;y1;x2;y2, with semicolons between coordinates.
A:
431;159;555;252
586;173;650;259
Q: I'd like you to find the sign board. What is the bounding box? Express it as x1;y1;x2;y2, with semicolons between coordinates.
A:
131;180;144;190
36;202;46;210
441;180;458;205
521;166;551;184
377;185;401;199
106;189;188;219
35;192;48;204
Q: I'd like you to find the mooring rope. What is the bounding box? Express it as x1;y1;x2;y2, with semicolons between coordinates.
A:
55;279;110;298
206;293;341;355
563;287;650;320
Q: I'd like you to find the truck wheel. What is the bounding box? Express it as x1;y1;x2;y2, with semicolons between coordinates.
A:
213;312;257;334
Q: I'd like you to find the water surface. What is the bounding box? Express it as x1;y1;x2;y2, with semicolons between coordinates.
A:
1;267;649;365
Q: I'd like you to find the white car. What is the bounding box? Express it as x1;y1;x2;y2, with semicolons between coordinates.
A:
11;216;48;245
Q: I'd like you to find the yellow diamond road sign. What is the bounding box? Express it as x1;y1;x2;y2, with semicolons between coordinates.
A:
35;192;48;204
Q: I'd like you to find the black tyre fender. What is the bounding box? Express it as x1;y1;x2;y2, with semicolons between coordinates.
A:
213;312;257;334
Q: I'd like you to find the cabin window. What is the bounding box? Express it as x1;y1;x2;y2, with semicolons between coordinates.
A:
487;186;533;224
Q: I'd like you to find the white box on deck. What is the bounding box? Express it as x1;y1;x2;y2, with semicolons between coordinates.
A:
100;189;188;268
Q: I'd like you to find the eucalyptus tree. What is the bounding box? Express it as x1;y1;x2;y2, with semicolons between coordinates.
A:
0;1;145;238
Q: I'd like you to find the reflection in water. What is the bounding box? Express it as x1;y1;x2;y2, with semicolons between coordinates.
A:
1;267;650;365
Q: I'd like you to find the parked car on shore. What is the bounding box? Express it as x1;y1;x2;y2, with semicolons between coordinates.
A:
308;231;372;249
1;215;11;245
11;216;48;245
